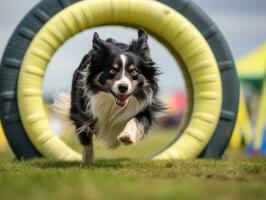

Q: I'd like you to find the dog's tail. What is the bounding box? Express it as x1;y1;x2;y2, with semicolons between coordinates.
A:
52;92;71;123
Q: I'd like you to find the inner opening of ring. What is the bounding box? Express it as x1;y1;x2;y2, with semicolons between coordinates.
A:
43;26;190;159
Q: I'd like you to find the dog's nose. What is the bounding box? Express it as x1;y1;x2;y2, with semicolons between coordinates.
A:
118;84;128;93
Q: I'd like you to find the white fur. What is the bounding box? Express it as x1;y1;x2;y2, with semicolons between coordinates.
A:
112;54;133;95
52;90;150;148
117;118;145;144
52;92;71;121
89;92;147;148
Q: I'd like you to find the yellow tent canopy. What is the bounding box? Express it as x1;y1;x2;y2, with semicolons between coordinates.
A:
237;43;266;83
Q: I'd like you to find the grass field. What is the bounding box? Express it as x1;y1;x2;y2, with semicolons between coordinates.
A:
0;129;265;200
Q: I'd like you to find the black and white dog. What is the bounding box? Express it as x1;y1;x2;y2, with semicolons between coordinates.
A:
54;29;163;164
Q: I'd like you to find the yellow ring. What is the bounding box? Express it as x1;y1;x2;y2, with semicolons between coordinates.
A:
17;0;222;161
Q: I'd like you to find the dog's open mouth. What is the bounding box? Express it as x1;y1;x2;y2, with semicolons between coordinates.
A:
115;94;129;107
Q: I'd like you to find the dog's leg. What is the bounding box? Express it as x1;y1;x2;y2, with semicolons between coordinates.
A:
117;118;147;145
78;131;94;165
82;143;94;165
117;107;154;145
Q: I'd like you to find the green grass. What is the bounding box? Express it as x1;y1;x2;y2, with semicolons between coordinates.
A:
0;130;266;200
0;158;265;200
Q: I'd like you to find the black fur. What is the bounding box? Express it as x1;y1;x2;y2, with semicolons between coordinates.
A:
70;29;164;147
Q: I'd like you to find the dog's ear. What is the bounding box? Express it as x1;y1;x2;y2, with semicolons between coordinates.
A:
91;32;112;67
138;29;148;41
92;32;110;53
129;29;150;61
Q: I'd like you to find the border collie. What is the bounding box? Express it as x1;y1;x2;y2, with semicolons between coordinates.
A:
54;29;164;164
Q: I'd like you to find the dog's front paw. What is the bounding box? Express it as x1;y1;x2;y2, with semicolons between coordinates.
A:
117;132;136;145
117;118;145;145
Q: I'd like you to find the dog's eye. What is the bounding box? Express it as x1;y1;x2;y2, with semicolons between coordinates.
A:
110;69;116;75
131;70;138;76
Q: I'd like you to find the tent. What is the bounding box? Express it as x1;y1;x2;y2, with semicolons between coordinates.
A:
237;43;266;87
232;43;266;154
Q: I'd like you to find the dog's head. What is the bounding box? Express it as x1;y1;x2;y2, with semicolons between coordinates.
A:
86;29;160;107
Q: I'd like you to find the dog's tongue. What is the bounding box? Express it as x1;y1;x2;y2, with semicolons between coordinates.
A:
115;95;128;107
117;95;127;102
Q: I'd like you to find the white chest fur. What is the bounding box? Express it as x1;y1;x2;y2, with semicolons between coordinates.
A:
89;92;146;148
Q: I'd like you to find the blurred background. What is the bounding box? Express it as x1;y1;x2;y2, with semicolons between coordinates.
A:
0;0;265;159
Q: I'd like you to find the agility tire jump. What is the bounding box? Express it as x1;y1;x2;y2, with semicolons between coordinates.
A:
0;0;239;160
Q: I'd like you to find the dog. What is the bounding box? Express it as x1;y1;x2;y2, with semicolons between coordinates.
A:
53;29;164;164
